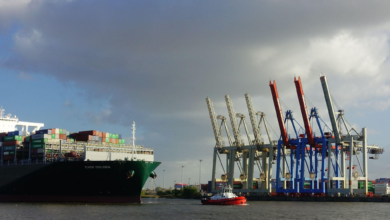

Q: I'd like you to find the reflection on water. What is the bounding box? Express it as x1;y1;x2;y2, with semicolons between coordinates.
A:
0;198;388;220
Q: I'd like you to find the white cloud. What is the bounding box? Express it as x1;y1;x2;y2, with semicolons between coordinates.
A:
308;31;388;76
0;0;31;11
13;29;43;55
0;0;31;29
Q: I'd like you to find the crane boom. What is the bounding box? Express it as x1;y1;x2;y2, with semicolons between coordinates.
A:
269;80;289;148
206;97;223;148
294;76;314;145
245;93;261;145
225;95;243;147
320;76;341;143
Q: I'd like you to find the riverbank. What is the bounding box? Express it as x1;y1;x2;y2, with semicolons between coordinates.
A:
246;195;390;202
141;195;176;199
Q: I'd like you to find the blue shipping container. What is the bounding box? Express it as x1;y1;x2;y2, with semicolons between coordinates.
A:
36;129;52;135
7;131;19;136
215;182;227;189
119;134;122;139
174;183;188;189
208;181;212;192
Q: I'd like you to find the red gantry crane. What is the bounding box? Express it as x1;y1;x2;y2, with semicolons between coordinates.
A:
294;77;315;146
269;80;289;149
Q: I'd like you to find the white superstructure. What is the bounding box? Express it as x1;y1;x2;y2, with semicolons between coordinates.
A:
43;141;154;162
210;186;237;200
0;107;44;133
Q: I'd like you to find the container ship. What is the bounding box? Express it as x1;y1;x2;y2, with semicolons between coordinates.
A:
0;107;160;203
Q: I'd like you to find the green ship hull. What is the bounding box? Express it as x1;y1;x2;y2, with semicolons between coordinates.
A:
0;160;161;203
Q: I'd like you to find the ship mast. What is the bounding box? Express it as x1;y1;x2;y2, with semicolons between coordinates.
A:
0;106;4;118
132;121;136;161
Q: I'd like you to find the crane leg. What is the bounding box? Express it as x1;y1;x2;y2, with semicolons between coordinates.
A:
349;136;354;194
242;152;248;189
248;147;254;191
228;147;235;188
262;151;268;190
362;128;368;195
212;148;217;192
268;148;273;192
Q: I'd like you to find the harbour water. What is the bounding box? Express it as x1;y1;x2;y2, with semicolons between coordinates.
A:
0;198;388;219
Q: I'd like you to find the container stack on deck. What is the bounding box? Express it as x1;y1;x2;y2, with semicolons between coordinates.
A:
0;131;28;162
71;130;125;145
0;128;126;163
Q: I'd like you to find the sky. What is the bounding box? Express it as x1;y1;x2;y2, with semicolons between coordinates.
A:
1;0;390;188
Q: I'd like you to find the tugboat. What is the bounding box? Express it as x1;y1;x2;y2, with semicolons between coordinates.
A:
201;186;246;205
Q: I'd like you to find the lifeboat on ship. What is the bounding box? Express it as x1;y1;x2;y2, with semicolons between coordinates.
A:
201;186;246;205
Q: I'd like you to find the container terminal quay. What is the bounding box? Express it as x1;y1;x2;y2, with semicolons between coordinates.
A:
204;75;389;201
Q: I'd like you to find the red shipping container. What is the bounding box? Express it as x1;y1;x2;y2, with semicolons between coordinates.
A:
2;155;14;161
79;130;97;136
3;141;22;146
98;131;102;138
65;151;77;157
110;138;114;143
102;132;107;138
59;134;67;139
76;135;92;141
0;132;8;137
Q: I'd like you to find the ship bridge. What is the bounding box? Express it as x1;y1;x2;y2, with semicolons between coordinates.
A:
0;107;44;133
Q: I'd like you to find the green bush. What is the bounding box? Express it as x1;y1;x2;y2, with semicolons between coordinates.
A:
181;186;200;198
173;189;182;197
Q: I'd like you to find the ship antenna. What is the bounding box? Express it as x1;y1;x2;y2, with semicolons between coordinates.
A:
0;106;3;118
132;121;136;161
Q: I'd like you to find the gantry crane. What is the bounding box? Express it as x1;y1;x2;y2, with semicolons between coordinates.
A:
269;80;291;192
319;76;344;192
225;95;257;189
294;77;327;194
294;77;314;146
320;76;383;195
206;97;225;191
269;81;289;148
245;93;274;192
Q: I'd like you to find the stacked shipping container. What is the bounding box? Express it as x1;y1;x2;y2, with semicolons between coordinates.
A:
0;131;25;161
71;130;125;144
0;128;127;163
